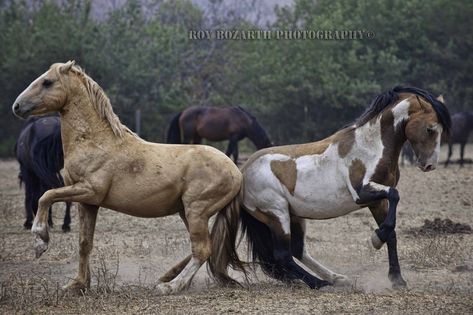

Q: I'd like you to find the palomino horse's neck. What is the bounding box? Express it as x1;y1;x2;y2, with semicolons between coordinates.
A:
59;93;119;157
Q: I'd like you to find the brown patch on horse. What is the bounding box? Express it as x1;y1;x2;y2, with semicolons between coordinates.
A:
270;159;297;195
334;128;356;158
242;138;332;171
349;159;366;191
127;158;146;174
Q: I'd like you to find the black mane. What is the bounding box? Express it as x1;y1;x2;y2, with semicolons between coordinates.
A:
356;86;451;134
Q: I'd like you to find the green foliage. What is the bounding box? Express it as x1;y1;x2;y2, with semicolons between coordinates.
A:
0;0;472;156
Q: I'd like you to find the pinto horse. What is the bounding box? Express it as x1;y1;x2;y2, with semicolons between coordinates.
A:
211;86;451;289
15;116;71;232
444;111;473;166
167;106;272;163
12;61;244;294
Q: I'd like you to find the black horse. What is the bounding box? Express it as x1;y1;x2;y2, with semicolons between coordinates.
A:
15;116;71;232
445;111;473;166
167;106;272;163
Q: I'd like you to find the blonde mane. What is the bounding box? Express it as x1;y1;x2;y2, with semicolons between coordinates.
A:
54;63;135;138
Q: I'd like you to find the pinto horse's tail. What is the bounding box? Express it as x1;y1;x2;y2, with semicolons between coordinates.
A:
240;209;292;281
208;195;247;286
166;112;182;143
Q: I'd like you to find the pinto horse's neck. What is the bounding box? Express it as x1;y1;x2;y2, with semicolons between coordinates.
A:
366;98;410;177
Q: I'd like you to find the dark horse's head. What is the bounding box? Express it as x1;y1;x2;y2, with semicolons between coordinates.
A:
238;106;272;149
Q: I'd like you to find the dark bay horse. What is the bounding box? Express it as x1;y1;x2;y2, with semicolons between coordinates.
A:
167;106;272;162
444;111;473;166
210;86;450;289
15;116;71;232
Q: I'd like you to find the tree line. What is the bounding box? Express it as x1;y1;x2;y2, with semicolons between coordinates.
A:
0;0;472;156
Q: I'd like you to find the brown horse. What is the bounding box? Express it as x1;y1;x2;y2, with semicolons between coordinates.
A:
167;106;272;163
211;86;451;290
12;61;244;294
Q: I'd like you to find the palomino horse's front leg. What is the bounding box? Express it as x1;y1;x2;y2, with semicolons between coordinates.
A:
369;200;406;288
63;203;98;292
32;184;94;258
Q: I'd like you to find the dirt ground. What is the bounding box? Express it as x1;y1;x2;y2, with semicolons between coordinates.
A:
1;145;472;314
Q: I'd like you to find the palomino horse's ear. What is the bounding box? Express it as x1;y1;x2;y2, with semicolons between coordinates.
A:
437;95;445;103
59;60;76;73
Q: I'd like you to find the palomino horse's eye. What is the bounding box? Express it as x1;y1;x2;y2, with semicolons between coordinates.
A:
42;79;53;88
426;127;435;136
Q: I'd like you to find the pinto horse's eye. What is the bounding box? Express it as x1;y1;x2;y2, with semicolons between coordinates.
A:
42;79;53;88
427;127;435;136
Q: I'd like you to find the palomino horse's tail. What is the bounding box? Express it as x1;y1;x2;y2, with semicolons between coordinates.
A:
208;195;247;286
240;210;293;281
166;112;182;143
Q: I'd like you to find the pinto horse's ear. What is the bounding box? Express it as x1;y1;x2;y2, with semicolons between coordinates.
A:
59;60;76;73
436;95;445;104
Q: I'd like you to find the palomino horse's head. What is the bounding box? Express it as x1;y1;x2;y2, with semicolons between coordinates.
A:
13;61;77;119
402;93;450;171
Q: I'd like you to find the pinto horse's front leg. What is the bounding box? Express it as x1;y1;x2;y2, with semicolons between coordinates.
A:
355;182;399;249
32;183;95;258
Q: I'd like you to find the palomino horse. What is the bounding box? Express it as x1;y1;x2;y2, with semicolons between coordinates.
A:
213;86;451;289
445;111;473;166
12;61;244;294
167;106;272;163
15;116;71;232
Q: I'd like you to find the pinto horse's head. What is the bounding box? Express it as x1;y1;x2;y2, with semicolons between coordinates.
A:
13;61;77;119
400;93;451;171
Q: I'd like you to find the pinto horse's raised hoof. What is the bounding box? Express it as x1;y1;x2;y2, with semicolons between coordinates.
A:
371;229;384;250
34;236;49;258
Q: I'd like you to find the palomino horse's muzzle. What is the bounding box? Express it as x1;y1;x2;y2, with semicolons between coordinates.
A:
12;101;35;119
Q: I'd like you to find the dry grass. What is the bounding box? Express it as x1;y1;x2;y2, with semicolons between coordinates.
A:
1;145;473;314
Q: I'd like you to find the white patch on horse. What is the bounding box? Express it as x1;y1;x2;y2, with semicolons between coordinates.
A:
426;124;443;167
391;99;411;130
369;181;390;193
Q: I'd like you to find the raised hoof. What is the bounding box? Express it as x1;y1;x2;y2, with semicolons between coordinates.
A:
332;275;351;287
34;236;48;258
371;230;384;250
62;279;88;294
62;225;71;233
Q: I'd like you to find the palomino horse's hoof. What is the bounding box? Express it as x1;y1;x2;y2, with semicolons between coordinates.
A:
371;230;384;250
62;279;88;295
34;236;48;258
156;282;173;295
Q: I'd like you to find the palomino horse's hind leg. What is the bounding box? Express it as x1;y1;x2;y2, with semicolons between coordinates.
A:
63;203;98;292
291;218;350;286
369;201;406;289
159;211;191;283
156;213;212;294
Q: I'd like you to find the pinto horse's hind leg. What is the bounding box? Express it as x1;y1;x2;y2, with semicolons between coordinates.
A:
63;203;98;292
291;218;350;286
252;209;329;289
369;200;406;289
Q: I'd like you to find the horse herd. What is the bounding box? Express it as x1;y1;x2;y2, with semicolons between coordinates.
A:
10;61;469;295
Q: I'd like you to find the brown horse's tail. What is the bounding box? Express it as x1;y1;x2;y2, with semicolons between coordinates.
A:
208;194;247;286
166;112;182;143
